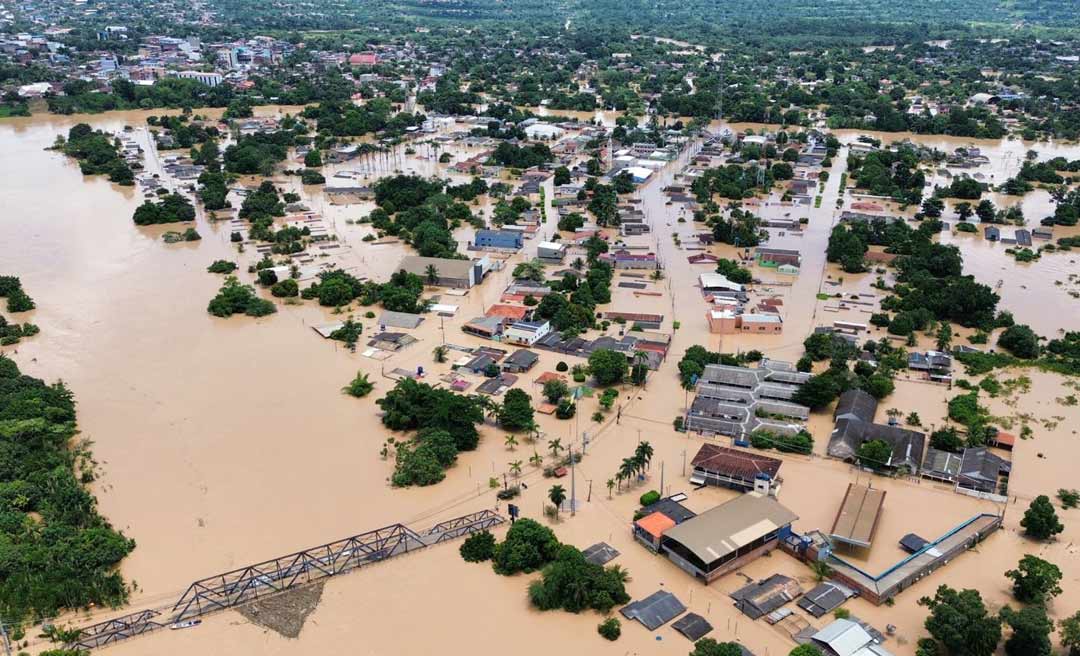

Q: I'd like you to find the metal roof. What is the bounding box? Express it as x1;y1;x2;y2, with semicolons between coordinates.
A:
661;493;798;565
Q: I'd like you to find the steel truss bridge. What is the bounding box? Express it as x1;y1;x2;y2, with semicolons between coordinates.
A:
70;510;504;650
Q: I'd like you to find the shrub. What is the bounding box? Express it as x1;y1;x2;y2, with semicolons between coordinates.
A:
207;260;237;274
271;278;299;297
492;519;560;575
460;531;497;563
639;490;660;506
555;361;569;372
598;618;621;641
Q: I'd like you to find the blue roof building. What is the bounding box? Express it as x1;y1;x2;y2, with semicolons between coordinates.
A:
474;229;523;250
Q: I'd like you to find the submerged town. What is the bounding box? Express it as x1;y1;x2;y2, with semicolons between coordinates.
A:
2;1;1080;655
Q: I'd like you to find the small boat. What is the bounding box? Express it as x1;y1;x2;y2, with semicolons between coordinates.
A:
170;620;202;630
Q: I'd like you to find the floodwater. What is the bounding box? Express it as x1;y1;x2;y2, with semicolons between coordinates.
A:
2;108;1079;656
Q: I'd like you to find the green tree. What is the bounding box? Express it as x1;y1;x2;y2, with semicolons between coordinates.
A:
499;389;535;432
543;379;570;404
788;646;824;656
920;585;1001;656
1060;611;1080;656
1001;605;1053;656
504;434;519;451
598;617;621;641
492;519;560;575
792;373;842;409
998;325;1040;359
304;149;323;167
459;530;496;562
588;349;628;385
549;484;567;517
1005;555;1063;603
433;345;448;363
689;638;745;656
1021;495;1065;540
858;439;893;471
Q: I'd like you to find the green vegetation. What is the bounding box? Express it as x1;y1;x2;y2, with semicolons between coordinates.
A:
528;544;630;613
207;260;237;274
0;355;135;624
1005;555;1062;604
750;429;814;454
459;530;496;562
0;276;35;313
919;585;1001;656
598;617;621;641
342;372;374;398
132;193;195;225
377;378;484;486
588;349;628;386
1021;495;1064;540
499;388;535;432
56;124;134;185
206;276;277;318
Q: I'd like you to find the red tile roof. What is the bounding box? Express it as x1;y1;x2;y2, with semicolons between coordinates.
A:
690;444;782;480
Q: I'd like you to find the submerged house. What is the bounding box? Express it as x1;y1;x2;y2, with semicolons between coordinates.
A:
828;390;925;472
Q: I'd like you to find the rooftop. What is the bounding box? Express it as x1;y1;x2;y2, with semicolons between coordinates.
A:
661;492;798;565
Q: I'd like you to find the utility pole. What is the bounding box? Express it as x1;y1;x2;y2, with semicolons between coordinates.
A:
0;621;11;656
660;461;665;497
570;446;577;517
682;448;687;476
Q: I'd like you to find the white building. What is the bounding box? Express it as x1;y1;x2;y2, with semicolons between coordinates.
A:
537;241;567;261
699;272;744;294
175;71;224;87
504;320;552;346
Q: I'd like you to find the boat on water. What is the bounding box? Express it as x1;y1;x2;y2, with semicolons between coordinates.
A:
170;620;202;630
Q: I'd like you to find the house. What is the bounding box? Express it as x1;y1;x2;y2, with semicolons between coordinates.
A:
601;250;659;270
809;618;894;656
504;320;552;346
462;315;504;339
984;225;1000;241
658;492;798;584
829;484;886;549
397;255;486;289
378;311;424;330
908;351;952;381
537;241;567;262
756;248;802;268
474;229;524;251
798;582;856;618
920;447;962;483
685;361;811;438
1032;227;1054;240
1014;229;1032;246
956;447;1010;494
689;443;782;492
634;512;677;551
730;574;802;620
502;349;539;373
485;304;530;326
828;390;926;472
460;353;497;375
739;313;783;333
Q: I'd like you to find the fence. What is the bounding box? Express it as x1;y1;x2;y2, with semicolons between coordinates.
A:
70;510;503;651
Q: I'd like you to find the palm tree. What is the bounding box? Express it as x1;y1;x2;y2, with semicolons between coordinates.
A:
509;460;523;477
635;441;654;471
524;419;540;443
615;470;626;491
607;564;632;585
424;264;439;285
606;478;616;499
548;438;563;458
549;484;567;519
504;434;518;451
620;457;637;485
571;257;585;271
342;372;374;398
529;451;544;468
433;344;448;363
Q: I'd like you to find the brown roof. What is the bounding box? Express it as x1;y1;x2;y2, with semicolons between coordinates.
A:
486;304;528;320
690;444;782;480
829;483;886;548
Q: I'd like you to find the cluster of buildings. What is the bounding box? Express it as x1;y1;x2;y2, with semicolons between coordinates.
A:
683;360;812;439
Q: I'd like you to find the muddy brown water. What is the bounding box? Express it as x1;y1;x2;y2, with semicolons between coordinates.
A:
2;108;1079;655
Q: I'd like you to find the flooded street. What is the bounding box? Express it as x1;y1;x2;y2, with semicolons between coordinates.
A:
2;108;1079;656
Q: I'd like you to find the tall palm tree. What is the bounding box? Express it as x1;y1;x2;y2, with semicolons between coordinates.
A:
635;441;654;471
606;478;616;499
425;264;439;285
529;451;544;468
509;460;523;477
548;438;564;458
504;434;518;451
549;484;567;519
620;457;637;484
615;470;625;492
